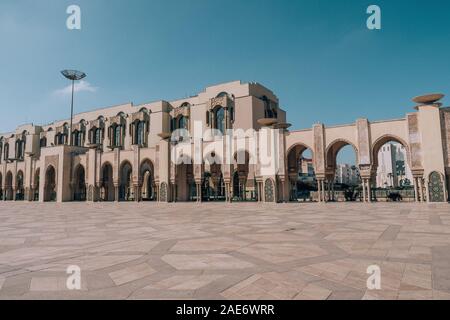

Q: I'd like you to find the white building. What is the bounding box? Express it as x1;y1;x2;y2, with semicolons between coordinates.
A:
298;158;315;184
376;143;413;188
335;164;360;186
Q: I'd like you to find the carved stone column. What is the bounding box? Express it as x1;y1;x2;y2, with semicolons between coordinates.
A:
317;178;324;203
413;177;419;202
196;182;202;203
419;177;425;202
134;184;141;202
114;183;119;202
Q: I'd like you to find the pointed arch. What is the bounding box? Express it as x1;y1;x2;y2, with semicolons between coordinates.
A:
44;165;57;202
325;139;359;173
140;158;155;201
203;152;225;201
119;161;133;201
33;168;40;201
371;134;411;169
100;162;114;201
4;171;13;200
73;164;86;201
16;170;25;200
286;143;315;202
232;150;256;201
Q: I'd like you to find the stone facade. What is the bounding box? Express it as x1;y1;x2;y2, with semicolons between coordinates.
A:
0;81;449;203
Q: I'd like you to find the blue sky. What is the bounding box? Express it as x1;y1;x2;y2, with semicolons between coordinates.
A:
0;0;449;162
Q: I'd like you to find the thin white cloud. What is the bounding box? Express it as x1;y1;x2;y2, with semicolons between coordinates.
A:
53;80;98;97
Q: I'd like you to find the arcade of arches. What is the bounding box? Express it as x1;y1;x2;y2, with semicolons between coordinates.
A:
1;84;449;204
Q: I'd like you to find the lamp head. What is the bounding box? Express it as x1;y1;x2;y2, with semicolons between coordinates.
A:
61;70;86;81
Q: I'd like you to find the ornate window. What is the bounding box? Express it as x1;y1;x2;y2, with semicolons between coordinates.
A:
108;113;126;148
177;116;188;130
89;116;105;146
137;121;145;145
3;143;9;161
229;105;235;122
170;114;189;142
213;107;225;134
112;125;123;147
262;96;278;119
89;127;96;145
72;120;86;147
55;134;64;145
15;138;25;160
132;120;147;146
207;93;234;133
171;103;190;133
72;130;83;147
130;109;149;146
40;137;47;148
95;128;103;145
55;124;69;146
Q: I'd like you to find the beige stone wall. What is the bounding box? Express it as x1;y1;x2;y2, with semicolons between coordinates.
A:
1;81;448;203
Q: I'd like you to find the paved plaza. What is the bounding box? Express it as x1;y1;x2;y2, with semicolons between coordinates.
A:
0;202;450;300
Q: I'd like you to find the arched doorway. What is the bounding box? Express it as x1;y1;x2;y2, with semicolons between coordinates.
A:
232;150;256;201
175;157;195;201
16;171;24;201
4;171;13;200
100;163;114;201
203;171;225;201
119;161;133;201
33;169;40;201
326;140;361;202
372;136;414;202
73;165;86;201
44;166;56;202
232;171;241;200
287;144;315;202
140;159;155;201
203;153;225;201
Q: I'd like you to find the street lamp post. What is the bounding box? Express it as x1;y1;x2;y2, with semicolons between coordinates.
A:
61;70;86;146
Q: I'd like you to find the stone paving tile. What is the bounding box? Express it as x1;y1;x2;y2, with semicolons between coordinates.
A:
30;276;88;291
108;263;156;286
43;255;144;271
162;254;254;270
170;237;249;252
294;284;332;300
144;275;224;291
238;243;326;264
0;202;450;300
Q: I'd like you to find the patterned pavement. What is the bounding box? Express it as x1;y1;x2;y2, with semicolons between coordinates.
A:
0;202;450;300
